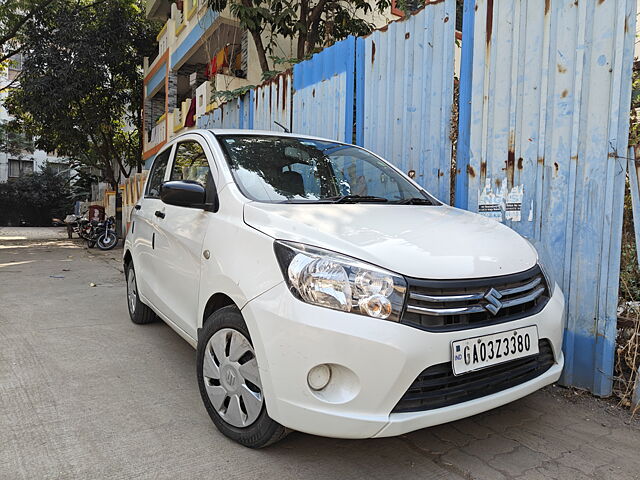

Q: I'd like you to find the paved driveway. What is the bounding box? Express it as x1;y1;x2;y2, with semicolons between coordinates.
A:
0;226;69;240
1;238;639;480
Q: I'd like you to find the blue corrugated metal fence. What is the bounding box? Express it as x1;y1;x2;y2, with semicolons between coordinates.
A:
456;0;636;396
195;0;636;397
198;2;457;200
356;1;455;201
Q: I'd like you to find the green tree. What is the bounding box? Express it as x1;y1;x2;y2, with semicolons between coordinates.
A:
208;0;392;73
0;165;73;226
0;119;34;158
0;0;59;82
6;0;158;189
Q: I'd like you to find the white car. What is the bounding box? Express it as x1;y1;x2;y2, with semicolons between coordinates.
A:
124;129;565;448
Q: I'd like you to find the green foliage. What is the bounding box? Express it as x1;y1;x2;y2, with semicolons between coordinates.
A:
211;84;257;103
69;166;100;201
208;0;391;72
629;68;640;147
0;166;73;226
0;0;58;68
270;54;309;66
6;0;158;188
0;119;34;158
622;68;640;302
261;70;280;81
620;178;640;303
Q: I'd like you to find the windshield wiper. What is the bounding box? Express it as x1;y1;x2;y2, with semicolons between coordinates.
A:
327;195;389;204
394;197;435;205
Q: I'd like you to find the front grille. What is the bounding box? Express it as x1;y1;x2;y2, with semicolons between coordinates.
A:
402;265;549;332
391;339;555;413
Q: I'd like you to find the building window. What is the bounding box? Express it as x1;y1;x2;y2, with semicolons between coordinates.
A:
8;159;34;178
47;163;69;176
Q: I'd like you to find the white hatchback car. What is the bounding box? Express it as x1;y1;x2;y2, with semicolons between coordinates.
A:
124;129;565;448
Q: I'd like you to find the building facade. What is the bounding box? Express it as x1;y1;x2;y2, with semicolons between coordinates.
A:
141;0;401;164
0;54;70;182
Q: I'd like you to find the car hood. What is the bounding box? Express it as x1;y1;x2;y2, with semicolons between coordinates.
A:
243;202;537;279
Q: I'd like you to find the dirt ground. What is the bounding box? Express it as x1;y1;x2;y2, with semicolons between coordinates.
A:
1;233;639;480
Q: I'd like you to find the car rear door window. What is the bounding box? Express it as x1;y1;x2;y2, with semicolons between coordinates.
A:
146;148;171;198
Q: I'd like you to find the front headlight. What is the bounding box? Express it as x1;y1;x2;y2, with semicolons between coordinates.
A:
274;240;407;321
524;237;556;293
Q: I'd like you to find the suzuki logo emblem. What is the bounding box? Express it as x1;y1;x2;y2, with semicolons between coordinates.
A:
483;287;503;315
226;370;236;387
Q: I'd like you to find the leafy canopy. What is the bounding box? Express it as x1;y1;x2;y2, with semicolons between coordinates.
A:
0;0;59;72
6;0;158;187
0;119;34;158
208;0;392;73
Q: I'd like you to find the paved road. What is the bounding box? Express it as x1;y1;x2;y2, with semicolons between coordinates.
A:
1;238;639;480
0;226;69;240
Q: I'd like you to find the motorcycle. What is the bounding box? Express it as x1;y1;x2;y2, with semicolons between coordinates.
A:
86;216;118;250
65;214;92;240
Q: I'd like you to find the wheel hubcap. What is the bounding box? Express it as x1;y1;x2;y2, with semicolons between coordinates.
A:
127;270;137;313
202;328;263;428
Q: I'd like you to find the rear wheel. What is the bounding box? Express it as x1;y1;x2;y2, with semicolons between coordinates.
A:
126;262;156;324
197;306;289;448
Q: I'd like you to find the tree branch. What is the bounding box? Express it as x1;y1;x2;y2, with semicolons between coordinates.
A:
0;0;58;48
0;71;22;93
308;0;330;26
0;44;25;66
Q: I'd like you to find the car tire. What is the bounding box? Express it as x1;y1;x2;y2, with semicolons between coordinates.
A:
197;306;289;448
125;262;157;324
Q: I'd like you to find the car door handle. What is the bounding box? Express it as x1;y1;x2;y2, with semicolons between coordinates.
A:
155;210;165;219
134;204;141;210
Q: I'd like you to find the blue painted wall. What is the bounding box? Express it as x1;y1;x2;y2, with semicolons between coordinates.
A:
146;63;166;97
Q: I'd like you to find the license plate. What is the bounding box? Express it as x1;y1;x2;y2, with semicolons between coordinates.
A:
451;326;539;376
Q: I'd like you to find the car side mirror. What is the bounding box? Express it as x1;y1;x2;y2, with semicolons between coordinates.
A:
160;180;207;208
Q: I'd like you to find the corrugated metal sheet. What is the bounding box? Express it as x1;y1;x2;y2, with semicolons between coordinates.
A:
196;92;250;130
456;0;636;395
357;1;456;203
292;37;356;142
253;71;292;132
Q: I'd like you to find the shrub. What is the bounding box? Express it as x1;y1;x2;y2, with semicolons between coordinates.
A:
0;166;73;226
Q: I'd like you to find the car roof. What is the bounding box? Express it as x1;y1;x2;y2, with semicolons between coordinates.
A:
207;129;346;145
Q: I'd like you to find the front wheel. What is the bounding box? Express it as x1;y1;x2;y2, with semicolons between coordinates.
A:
197;306;289;448
97;231;117;250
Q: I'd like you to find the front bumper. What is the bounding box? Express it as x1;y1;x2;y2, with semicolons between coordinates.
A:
241;282;565;439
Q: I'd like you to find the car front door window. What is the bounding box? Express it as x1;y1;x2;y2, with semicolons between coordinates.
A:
170;141;211;187
146;149;171;198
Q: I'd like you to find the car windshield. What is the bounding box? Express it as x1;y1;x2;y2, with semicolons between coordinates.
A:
216;135;438;204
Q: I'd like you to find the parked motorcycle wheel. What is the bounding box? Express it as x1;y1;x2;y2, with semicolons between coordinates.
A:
97;231;117;250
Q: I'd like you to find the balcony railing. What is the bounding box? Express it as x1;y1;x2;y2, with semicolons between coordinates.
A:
145;120;166;152
173;3;185;36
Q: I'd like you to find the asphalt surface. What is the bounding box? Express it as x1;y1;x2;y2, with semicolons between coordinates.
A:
1;232;639;479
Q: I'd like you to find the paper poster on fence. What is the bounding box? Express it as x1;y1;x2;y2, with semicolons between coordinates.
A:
478;179;524;223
